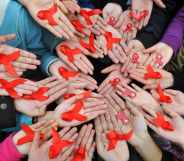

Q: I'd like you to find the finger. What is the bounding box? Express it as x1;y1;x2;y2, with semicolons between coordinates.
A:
81;124;93;147
17;56;40;66
101;64;120;74
63;127;78;140
76;125;88;147
105;112;113;130
59;127;71;137
0;34;16;43
13;62;37;70
85;130;95;151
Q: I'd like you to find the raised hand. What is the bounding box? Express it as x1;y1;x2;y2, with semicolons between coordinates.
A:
20;0;76;39
128;65;174;89
144;42;174;69
117;83;160;111
56;41;94;75
95;112;130;161
15;77;68;117
69;124;95;161
54;93;107;127
49;60;98;90
0;44;40;76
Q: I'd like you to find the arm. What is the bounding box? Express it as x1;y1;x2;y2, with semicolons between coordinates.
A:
0;96;16;129
161;6;184;55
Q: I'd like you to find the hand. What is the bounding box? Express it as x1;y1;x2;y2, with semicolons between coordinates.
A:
69;124;95;161
117;83;160;111
62;0;80;14
144;42;174;69
0;44;40;75
153;0;166;8
13;120;57;155
102;3;123;27
28;127;78;161
95;113;129;161
129;66;174;89
161;90;184;116
49;60;98;90
98;70;130;95
146;108;184;149
56;41;94;75
21;0;76;39
131;0;153;29
0;34;16;43
15;77;68;117
54;94;107;127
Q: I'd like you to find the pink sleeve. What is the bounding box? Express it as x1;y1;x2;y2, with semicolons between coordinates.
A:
0;134;23;161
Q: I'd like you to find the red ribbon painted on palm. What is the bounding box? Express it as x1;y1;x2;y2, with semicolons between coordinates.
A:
144;65;162;80
104;32;121;50
37;4;58;26
59;44;81;62
156;84;172;103
17;124;44;145
131;53;140;64
61;100;87;122
80;9;102;25
150;112;174;131
80;34;96;53
107;16;117;26
109;78;121;88
71;147;86;161
22;87;49;101
129;10;149;21
71;19;86;34
59;66;79;80
123;23;133;33
0;78;25;98
0;51;20;76
106;130;133;151
63;90;91;100
64;93;76;100
49;128;74;159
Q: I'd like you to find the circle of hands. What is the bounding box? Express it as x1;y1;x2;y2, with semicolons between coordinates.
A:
1;0;184;161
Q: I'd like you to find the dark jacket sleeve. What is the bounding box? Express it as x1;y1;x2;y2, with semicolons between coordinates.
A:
0;96;16;129
136;0;183;48
171;71;184;92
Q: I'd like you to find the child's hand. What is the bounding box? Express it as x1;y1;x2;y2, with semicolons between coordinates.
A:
0;34;16;43
95;113;130;161
103;3;123;27
144;42;174;69
54;94;107;127
68;124;95;161
62;0;80;14
0;44;40;76
15;77;68;117
129;66;174;89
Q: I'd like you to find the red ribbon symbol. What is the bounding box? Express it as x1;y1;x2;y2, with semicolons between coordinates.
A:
129;10;149;21
49;128;74;159
0;78;25;98
17;124;44;145
155;54;164;67
64;93;76;100
121;88;136;98
59;67;79;80
80;34;96;53
22;87;49;101
71;19;86;34
156;84;172;103
131;53;140;64
37;4;58;26
150;112;174;131
123;23;133;33
104;32;121;50
106;130;133;151
80;9;102;25
107;16;117;26
71;147;86;161
117;111;129;124
59;44;81;62
0;51;20;76
109;78;121;88
144;65;162;80
61;100;87;122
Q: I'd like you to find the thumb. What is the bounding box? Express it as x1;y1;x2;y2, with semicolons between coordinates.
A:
154;0;166;8
31;132;41;150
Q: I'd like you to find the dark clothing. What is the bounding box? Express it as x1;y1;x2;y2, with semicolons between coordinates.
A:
0;96;16;129
172;71;184;92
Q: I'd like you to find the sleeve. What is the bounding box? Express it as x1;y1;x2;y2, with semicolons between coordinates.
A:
136;0;180;48
171;71;184;92
17;7;59;75
0;134;23;161
78;0;94;9
0;96;16;129
161;6;184;55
